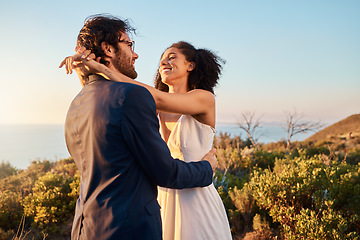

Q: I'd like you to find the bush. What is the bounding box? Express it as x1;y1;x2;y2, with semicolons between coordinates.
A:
0;190;23;231
214;171;248;237
0;159;79;238
0;161;17;179
0;160;55;195
292;207;359;240
305;145;330;158
248;153;360;239
1;134;358;239
242;214;273;240
345;151;360;165
252;149;285;170
0;228;14;240
216;147;242;175
229;186;255;233
214;172;244;211
23;172;79;232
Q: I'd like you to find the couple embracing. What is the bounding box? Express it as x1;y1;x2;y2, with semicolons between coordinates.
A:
60;14;232;240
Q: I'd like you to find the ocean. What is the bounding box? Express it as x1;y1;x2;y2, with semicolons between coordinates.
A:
0;125;69;170
0;123;313;170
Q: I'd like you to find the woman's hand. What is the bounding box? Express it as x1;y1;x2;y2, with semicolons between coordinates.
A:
59;47;102;86
59;47;100;74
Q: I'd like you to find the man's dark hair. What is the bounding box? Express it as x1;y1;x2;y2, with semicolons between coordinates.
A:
77;14;136;66
154;41;225;94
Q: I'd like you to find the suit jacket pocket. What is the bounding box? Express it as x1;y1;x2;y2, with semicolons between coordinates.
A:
145;199;161;215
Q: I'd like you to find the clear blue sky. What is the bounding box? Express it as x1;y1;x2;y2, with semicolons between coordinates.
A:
1;0;359;125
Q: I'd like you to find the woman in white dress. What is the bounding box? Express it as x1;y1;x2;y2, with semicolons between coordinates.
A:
62;41;232;240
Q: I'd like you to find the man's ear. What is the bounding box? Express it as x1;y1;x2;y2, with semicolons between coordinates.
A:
188;62;195;72
101;42;113;56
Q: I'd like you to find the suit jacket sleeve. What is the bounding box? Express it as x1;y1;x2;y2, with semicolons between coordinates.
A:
121;85;213;189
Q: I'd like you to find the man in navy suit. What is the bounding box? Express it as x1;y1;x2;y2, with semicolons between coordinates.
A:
64;15;217;240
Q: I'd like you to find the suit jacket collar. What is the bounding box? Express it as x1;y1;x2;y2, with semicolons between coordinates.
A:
87;74;106;85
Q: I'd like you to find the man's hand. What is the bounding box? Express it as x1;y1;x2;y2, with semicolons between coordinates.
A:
202;148;217;172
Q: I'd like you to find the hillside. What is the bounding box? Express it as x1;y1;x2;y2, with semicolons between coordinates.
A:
306;114;360;142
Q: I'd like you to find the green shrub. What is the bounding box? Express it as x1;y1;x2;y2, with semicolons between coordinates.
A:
215;147;242;175
229;186;255;233
0;161;17;179
214;171;248;236
214;171;245;212
252;149;285;170
0;159;79;237
0;160;55;195
292;207;359;240
248;154;360;239
0;228;14;240
242;213;273;240
0;190;23;230
345;151;360;165
23;172;79;232
252;213;270;233
214;132;245;150
52;158;78;177
305;145;330;157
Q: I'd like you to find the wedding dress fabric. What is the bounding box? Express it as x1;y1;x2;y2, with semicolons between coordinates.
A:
158;115;232;240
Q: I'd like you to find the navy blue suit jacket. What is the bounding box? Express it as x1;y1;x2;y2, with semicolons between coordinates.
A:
65;75;213;240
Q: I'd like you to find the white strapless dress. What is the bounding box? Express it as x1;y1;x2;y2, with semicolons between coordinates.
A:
158;115;232;240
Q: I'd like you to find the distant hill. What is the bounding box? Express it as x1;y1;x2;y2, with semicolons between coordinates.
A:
306;114;360;142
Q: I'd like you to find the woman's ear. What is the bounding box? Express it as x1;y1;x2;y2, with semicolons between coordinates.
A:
188;62;195;72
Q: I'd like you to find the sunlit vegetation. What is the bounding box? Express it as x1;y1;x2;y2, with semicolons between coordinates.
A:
0;159;79;239
0;131;359;239
214;132;360;239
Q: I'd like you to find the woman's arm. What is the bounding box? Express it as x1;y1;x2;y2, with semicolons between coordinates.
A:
93;61;215;115
60;52;214;116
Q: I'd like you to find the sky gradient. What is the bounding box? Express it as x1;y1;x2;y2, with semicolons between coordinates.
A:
1;0;359;126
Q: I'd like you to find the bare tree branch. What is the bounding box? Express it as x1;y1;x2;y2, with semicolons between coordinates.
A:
237;111;264;148
284;108;323;150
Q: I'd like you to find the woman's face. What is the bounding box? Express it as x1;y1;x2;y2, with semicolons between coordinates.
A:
158;47;194;86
